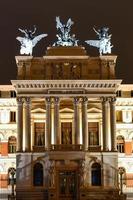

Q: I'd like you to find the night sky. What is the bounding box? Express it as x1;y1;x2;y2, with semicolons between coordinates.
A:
0;0;133;84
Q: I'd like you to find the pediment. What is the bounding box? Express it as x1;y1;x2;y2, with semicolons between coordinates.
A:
31;108;45;113
60;108;74;113
88;107;102;113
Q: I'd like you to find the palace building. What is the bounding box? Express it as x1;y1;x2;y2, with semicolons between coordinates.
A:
0;46;132;199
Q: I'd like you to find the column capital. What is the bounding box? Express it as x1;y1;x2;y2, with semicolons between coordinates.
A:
23;97;31;104
73;97;80;104
109;96;117;104
16;97;23;104
100;96;109;103
82;97;88;104
45;97;51;104
54;97;60;104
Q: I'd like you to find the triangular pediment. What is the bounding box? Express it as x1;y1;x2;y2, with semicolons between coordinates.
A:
31;108;45;113
88;107;102;113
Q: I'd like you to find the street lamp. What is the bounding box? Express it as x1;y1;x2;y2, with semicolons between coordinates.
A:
8;168;16;200
118;167;125;195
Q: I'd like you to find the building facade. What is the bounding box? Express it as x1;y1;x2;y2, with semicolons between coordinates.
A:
0;46;132;199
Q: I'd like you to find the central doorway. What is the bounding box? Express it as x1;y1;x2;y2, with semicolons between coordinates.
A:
58;171;77;200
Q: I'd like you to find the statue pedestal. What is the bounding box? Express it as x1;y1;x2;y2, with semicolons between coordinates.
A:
46;46;87;56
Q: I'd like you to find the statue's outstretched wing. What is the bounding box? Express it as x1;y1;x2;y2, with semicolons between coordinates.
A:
16;37;24;44
85;40;100;48
56;16;63;30
32;34;48;47
66;18;74;29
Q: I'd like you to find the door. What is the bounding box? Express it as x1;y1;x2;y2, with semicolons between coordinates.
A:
58;171;77;200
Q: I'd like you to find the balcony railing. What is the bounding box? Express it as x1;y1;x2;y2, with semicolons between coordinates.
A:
50;144;83;151
88;145;101;152
32;145;46;152
32;145;101;152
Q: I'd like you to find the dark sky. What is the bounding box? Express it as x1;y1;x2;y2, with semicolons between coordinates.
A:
0;0;133;84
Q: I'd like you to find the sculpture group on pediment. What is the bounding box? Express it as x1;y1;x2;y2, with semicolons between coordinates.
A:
85;27;113;55
16;25;48;55
53;16;79;47
16;17;113;56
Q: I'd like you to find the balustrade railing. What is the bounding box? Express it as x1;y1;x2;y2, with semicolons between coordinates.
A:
50;144;83;151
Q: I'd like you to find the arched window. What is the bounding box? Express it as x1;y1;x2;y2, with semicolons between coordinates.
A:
8;168;16;185
33;163;43;186
91;163;101;186
117;136;125;153
8;136;16;153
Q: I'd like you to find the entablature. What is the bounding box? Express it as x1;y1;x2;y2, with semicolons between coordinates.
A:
11;79;122;98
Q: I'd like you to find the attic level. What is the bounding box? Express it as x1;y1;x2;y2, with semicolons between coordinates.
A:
15;46;117;80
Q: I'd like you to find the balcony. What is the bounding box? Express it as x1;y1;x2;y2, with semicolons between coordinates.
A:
50;144;83;151
88;145;101;152
32;145;46;152
32;145;101;152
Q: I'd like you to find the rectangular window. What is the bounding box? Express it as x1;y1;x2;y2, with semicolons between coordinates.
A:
10;91;16;98
10;111;16;122
34;123;45;146
116;90;121;97
61;122;72;144
88;122;99;146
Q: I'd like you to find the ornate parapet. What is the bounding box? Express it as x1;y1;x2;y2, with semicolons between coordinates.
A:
15;47;118;80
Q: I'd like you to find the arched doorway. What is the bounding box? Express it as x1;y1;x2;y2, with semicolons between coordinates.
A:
33;163;43;186
91;162;101;186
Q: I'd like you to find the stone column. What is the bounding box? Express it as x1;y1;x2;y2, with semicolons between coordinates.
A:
16;97;23;152
45;97;51;150
73;97;80;144
82;97;88;150
110;97;117;151
101;97;109;151
23;97;31;152
54;97;60;144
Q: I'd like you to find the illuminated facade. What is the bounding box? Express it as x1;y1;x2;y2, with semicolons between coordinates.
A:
0;46;131;199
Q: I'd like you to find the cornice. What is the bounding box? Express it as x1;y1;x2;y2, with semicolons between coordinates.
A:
11;79;122;97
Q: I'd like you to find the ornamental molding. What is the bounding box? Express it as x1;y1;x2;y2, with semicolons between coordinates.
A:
116;98;133;106
31;108;45;113
11;80;122;97
0;99;16;106
43;55;89;60
87;107;102;113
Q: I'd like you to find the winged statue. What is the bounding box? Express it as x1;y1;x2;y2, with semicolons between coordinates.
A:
53;16;78;46
85;27;113;55
16;25;48;55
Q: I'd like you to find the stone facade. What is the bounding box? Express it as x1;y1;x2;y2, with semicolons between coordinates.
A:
0;46;131;199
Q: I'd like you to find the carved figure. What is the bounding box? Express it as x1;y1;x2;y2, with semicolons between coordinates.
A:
16;25;48;55
85;27;113;55
53;16;78;46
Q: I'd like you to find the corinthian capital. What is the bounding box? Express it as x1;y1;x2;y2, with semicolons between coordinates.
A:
110;96;116;103
23;97;31;104
73;97;80;104
100;96;109;103
16;97;23;104
82;97;88;104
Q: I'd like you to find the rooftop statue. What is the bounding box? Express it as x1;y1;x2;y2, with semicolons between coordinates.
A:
16;25;48;55
85;27;113;55
53;16;78;46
